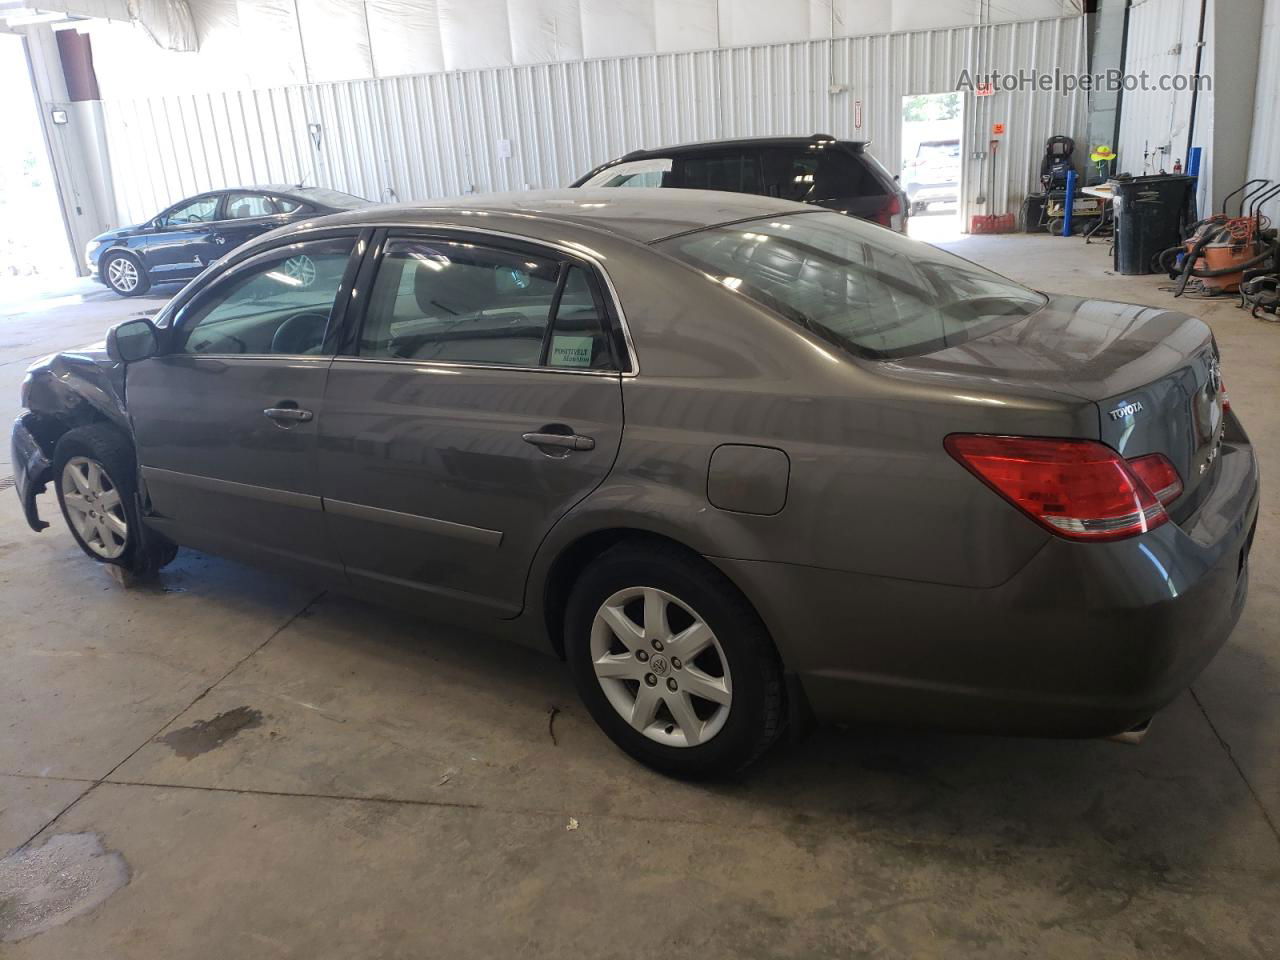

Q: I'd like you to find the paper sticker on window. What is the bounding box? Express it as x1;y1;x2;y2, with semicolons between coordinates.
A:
551;335;594;367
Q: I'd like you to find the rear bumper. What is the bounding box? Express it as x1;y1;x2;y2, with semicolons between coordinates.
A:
713;439;1260;738
907;183;958;202
11;415;53;531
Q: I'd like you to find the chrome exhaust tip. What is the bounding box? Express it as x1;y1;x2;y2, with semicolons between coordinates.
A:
1107;718;1152;745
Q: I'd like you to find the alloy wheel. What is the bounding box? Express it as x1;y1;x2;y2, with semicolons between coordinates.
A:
590;586;732;747
60;456;128;559
107;257;138;293
282;254;317;287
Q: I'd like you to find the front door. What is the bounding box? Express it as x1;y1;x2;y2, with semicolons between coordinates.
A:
141;194;224;282
317;232;626;617
127;235;360;580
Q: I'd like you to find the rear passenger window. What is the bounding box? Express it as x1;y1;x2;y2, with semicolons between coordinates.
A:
673;152;761;194
359;240;615;370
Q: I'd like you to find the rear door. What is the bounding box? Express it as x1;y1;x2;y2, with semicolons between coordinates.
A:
127;232;363;580
317;230;627;617
217;192;291;251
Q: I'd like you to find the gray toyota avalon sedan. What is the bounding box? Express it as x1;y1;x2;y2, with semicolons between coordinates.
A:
11;190;1258;777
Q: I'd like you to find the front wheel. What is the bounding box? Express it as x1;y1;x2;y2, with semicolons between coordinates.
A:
103;252;151;297
53;424;176;574
564;541;784;778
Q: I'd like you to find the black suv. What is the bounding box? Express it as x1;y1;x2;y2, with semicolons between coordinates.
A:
571;134;908;232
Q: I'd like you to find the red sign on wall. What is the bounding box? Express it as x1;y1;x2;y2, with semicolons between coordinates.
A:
975;82;994;97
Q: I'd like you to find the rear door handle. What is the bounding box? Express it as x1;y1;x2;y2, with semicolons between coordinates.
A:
264;406;313;424
522;431;595;451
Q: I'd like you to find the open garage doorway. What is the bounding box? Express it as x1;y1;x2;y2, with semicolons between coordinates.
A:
902;92;963;243
0;32;74;294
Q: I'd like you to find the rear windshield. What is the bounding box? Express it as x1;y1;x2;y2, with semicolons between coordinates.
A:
293;188;369;210
656;211;1045;360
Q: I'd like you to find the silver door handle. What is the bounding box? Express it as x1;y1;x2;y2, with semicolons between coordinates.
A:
264;406;313;423
522;431;594;451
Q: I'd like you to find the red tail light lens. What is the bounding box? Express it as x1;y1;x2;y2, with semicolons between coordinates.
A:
945;435;1169;541
875;194;902;227
1219;375;1230;413
1126;453;1183;505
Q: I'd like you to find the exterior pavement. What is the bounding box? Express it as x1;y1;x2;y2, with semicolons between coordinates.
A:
0;239;1277;958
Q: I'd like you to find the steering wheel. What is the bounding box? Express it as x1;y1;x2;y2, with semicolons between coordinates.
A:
271;312;329;355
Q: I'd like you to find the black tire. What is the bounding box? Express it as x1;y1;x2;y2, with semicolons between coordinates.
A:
564;539;784;778
53;424;176;575
101;251;151;297
1047;217;1066;235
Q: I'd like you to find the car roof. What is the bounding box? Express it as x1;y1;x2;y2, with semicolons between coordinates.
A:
615;135;867;158
176;185;368;208
308;188;818;245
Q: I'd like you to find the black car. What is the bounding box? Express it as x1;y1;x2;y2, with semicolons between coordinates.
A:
86;186;370;297
572;134;909;232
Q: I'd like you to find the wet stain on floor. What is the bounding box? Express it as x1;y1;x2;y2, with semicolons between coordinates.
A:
157;706;264;759
0;833;130;942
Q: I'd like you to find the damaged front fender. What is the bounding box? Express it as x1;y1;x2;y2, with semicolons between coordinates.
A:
11;347;131;532
12;414;53;531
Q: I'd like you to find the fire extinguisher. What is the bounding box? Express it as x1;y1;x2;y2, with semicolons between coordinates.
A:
1174;159;1183;174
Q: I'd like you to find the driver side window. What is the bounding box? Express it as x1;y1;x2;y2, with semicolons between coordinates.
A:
177;238;355;356
162;196;220;227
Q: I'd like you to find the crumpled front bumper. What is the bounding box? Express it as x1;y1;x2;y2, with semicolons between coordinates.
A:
11;414;52;531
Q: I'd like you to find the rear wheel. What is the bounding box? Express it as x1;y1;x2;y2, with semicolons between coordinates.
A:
53;424;176;574
103;252;150;297
564;541;783;777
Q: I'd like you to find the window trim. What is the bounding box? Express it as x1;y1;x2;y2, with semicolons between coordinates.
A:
164;233;365;360
339;225;638;377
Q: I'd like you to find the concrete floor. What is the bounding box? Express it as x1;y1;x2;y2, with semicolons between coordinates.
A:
0;241;1277;958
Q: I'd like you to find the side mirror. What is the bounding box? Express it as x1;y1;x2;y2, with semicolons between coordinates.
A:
107;317;160;363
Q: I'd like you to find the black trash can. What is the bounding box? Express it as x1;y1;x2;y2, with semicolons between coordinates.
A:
1112;174;1194;275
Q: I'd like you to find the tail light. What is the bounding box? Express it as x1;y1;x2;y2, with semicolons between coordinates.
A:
945;435;1178;541
875;193;903;229
1219;375;1230;413
1127;453;1183;505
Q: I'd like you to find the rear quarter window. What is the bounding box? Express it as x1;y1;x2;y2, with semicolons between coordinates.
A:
760;146;885;202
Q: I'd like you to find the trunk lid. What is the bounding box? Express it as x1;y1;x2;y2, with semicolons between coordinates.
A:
895;294;1224;505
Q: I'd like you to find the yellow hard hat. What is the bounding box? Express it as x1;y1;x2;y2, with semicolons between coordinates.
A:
1090;145;1116;162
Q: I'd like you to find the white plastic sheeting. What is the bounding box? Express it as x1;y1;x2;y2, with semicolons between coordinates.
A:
86;0;1082;94
99;15;1086;229
127;0;197;51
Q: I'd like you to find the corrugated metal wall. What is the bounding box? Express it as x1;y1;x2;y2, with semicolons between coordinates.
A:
1115;0;1213;209
1247;0;1280;222
100;15;1086;229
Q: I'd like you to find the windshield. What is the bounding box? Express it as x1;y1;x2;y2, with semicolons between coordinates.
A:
916;141;960;161
656;211;1045;360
